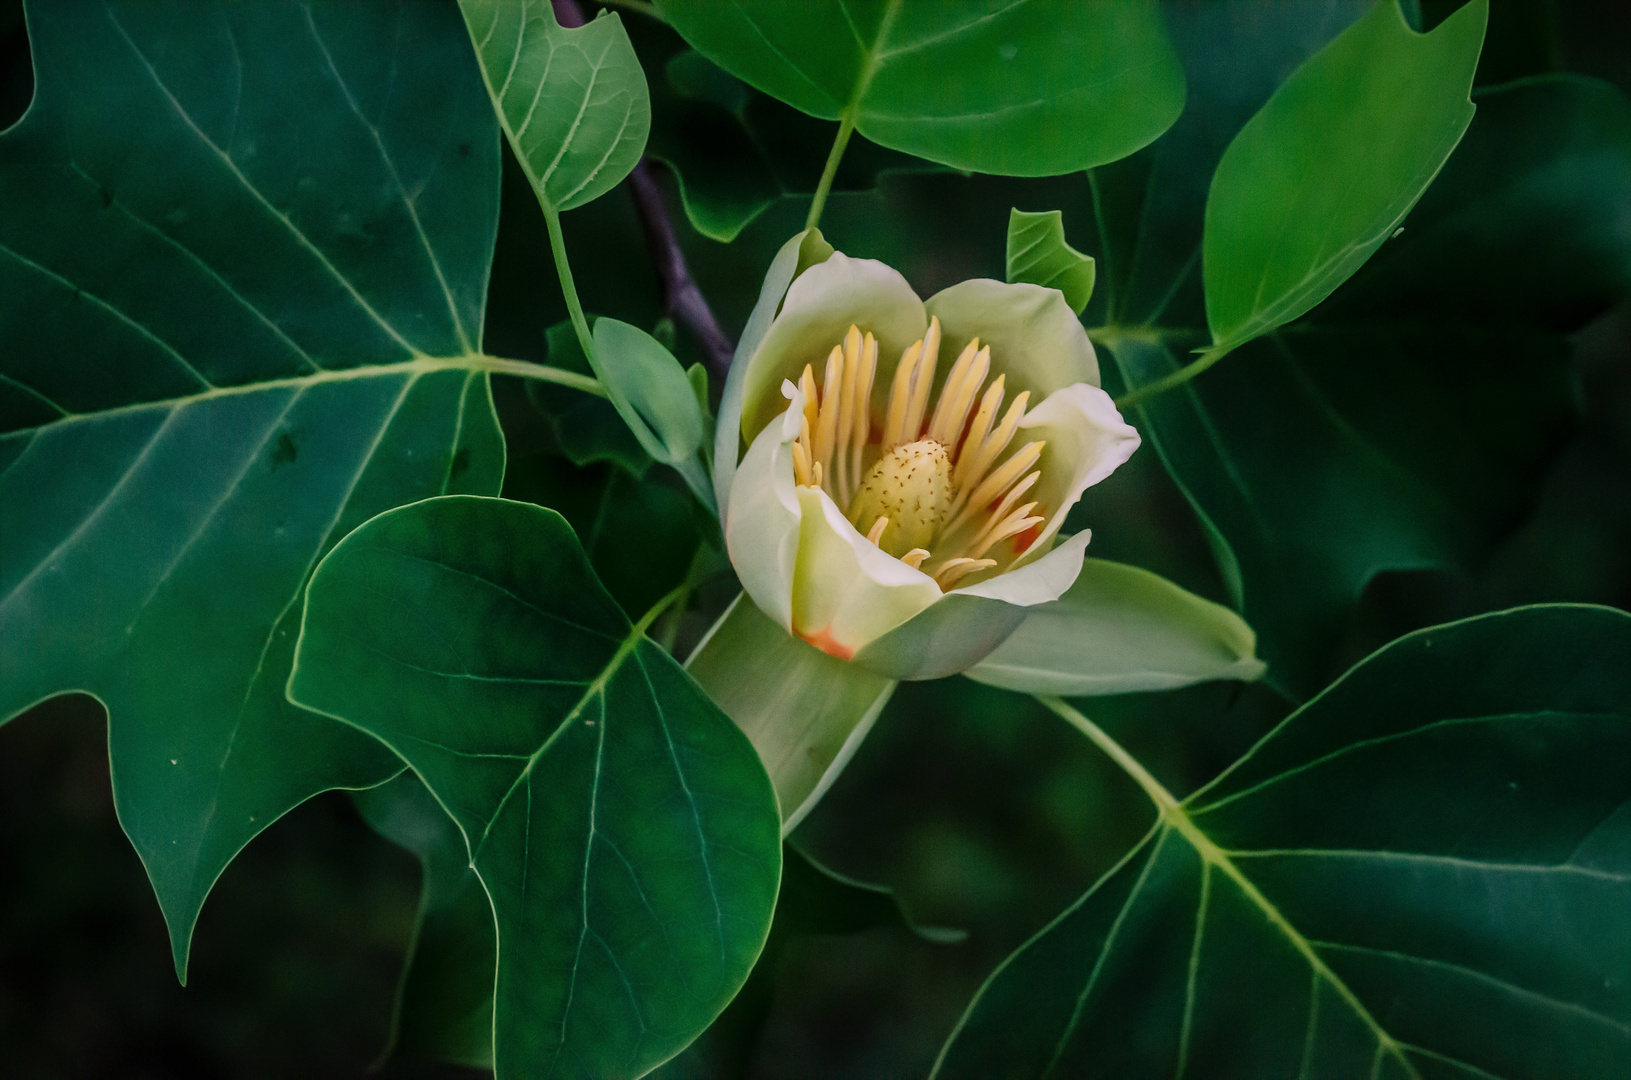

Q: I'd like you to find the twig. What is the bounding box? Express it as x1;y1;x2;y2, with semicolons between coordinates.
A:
627;160;736;379
553;0;736;380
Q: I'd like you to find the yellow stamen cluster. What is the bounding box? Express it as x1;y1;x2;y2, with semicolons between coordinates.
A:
788;317;1047;589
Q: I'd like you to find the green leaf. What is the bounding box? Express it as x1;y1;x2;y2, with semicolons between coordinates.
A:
459;0;649;213
529;319;652;478
1203;0;1487;351
656;0;1186;177
353;772;496;1070
935;604;1631;1077
287;496;781;1078
1006;209;1096;315
687;595;896;834
964;558;1265;696
0;0;504;976
591;316;708;467
1090;0;1631;694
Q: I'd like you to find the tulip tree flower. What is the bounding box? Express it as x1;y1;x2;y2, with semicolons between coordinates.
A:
688;231;1266;831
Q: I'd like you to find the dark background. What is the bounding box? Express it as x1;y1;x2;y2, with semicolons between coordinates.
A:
3;0;1628;1076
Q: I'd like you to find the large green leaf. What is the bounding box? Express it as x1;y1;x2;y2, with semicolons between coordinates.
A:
287;496;781;1079
1088;0;1631;694
0;0;505;975
458;0;649;213
656;0;1185;176
1203;0;1486;351
936;604;1631;1077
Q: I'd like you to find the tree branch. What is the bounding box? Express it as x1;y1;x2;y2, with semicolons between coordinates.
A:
553;0;736;380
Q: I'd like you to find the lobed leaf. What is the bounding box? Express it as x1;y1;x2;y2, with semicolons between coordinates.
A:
1203;0;1487;350
0;0;503;975
1005;209;1096;316
936;604;1631;1077
288;496;781;1079
657;0;1185;177
459;0;649;212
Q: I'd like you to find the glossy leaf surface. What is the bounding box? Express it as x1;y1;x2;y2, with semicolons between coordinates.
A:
288;496;781;1079
1092;0;1631;694
1006;209;1096;316
459;0;649;213
937;604;1631;1078
657;0;1185;177
1204;0;1486;350
964;558;1264;696
0;0;503;974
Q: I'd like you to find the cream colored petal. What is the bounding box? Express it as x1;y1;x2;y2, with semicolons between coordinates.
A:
790;486;942;661
1008;384;1140;569
739;252;928;452
715;228;832;516
851;532;1093;680
924;279;1099;405
723;381;810;632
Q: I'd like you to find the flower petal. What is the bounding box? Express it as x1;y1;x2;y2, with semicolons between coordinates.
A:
715;228;832;516
723;382;809;632
1011;383;1140;567
687;595;896;834
925;279;1099;403
739;252;927;449
964;558;1267;695
791;485;942;660
852;531;1092;679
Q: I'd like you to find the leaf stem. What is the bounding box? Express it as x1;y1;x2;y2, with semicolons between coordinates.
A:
1038;696;1179;814
805;113;856;232
1114;343;1232;410
542;202;597;367
471;355;608;397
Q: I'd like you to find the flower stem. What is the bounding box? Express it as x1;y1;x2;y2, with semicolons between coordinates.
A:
1114;343;1233;410
805;113;856;232
542;202;597;366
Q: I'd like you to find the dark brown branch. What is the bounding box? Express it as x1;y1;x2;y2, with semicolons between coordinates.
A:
626;160;736;378
550;1;735;379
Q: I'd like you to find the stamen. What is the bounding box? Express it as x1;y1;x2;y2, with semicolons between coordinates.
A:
811;460;823;490
970;504;1044;560
865;515;889;546
928;340;986;446
902;315;942;443
901;548;930;569
957;375;1005;474
947;440;1044;534
799;364;820;448
934;557;998;589
950;391;1030;518
849;333;877;495
965;471;1041;553
815;346;843;486
883;341;922;450
792;440;813;487
835;326;863;506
